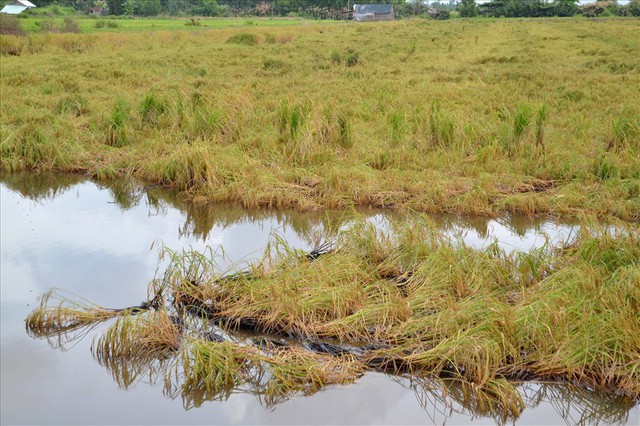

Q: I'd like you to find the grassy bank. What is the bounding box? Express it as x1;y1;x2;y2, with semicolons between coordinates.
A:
26;218;640;419
1;19;639;219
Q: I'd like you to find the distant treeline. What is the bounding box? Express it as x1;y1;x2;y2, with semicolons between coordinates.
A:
11;0;640;18
474;0;640;18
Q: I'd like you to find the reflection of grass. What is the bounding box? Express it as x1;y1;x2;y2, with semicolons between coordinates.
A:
93;310;180;361
1;19;639;219
0;171;83;201
25;219;640;420
409;378;638;425
5;173;580;246
519;382;637;425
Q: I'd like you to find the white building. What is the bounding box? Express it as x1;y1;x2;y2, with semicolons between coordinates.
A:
1;0;37;15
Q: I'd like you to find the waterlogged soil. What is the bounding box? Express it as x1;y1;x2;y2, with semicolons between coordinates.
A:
1;173;638;425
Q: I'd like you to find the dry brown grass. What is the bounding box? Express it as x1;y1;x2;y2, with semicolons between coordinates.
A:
2;19;639;219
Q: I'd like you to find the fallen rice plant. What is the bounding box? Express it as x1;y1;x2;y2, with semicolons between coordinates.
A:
24;219;640;419
25;288;149;348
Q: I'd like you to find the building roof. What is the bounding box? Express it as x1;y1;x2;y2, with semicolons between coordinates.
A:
13;0;37;7
353;4;394;14
0;5;27;14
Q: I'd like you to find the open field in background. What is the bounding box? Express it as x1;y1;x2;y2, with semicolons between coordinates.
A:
1;18;639;219
15;16;308;33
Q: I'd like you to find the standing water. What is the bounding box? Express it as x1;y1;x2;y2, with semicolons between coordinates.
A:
1;173;637;425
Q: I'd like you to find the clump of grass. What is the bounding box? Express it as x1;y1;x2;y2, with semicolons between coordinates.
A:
264;33;276;44
316;107;353;150
402;40;417;62
0;35;23;56
500;103;532;156
277;100;308;143
608;112;640;152
0;15;26;36
36;20;57;33
593;153;619;180
534;104;548;151
330;50;341;64
36;18;81;34
169;220;640;397
56;94;88;116
344;49;360;67
1;123;69;169
106;99;131;147
139;92;167;125
56;34;93;53
389;110;406;146
367;150;393;170
226;33;258;46
186;105;224;142
512;104;531;142
336;111;352;149
184;18;201;27
429;100;455;147
61;17;80;34
263;58;286;70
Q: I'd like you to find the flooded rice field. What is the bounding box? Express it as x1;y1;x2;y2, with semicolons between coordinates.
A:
1;173;638;425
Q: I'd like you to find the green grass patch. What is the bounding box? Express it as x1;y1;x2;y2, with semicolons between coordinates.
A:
16;17;307;34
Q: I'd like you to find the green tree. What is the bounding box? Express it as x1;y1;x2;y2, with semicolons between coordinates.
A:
106;0;125;15
139;0;162;16
459;0;478;17
197;0;227;16
553;0;578;16
628;0;640;16
124;0;137;15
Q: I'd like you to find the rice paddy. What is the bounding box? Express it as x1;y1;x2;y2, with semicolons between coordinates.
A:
1;18;639;219
4;15;639;423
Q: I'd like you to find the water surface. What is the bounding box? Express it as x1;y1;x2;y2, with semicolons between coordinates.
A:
1;173;637;425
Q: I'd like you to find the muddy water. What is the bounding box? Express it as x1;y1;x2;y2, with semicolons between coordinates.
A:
1;173;638;425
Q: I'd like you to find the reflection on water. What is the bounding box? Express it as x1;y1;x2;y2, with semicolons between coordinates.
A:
1;172;638;425
518;383;635;426
0;171;85;202
409;378;636;426
0;171;580;252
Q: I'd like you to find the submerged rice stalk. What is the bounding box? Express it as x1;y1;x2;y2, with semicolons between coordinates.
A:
25;288;136;339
